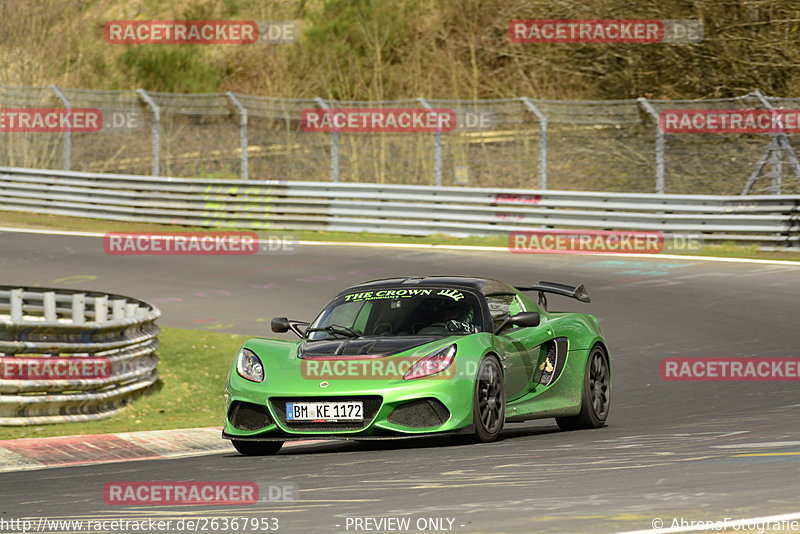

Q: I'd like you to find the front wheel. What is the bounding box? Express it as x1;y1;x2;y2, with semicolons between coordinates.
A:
231;440;284;456
556;345;610;431
472;356;505;442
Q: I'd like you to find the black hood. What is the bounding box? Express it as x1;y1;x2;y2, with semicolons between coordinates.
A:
299;336;440;358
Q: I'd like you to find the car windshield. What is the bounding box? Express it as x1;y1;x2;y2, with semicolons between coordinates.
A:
306;287;483;340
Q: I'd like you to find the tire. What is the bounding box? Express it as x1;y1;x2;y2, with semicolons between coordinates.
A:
472;356;505;442
231;440;284;456
556;345;610;431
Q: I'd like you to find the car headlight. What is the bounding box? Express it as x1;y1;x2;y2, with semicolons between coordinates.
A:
403;344;456;380
236;348;264;382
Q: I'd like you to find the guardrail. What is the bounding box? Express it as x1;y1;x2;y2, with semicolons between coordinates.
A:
0;167;798;246
0;286;160;425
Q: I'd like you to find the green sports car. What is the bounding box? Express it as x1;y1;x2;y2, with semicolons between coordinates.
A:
223;276;611;455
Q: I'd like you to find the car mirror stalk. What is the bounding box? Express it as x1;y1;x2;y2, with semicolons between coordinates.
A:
271;317;309;337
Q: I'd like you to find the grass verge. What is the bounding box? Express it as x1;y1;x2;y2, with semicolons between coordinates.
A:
0;210;798;262
0;327;249;441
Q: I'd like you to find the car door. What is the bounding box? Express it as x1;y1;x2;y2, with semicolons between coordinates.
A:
487;293;554;401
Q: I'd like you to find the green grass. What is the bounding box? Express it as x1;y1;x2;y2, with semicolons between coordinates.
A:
1;210;798;262
0;327;248;441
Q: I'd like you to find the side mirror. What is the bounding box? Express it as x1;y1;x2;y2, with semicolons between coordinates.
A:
510;312;540;328
271;317;291;333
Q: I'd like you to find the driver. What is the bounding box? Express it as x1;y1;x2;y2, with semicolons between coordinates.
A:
440;300;473;324
417;299;476;334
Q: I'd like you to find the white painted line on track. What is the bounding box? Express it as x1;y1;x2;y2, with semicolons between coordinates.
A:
0;226;105;238
0;226;799;266
294;241;800;266
713;441;800;449
729;265;800;276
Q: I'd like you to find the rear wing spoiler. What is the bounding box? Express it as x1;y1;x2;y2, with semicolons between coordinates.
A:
514;281;590;311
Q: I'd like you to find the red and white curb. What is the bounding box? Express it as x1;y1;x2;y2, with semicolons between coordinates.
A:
0;427;315;473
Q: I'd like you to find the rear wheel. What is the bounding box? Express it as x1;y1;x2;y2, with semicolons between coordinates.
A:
231;440;284;456
556;345;610;431
473;356;505;442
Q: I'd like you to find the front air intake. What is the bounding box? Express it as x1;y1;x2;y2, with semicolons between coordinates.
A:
228;401;272;431
387;399;450;428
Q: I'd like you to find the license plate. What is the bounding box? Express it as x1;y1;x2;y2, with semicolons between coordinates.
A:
285;401;364;422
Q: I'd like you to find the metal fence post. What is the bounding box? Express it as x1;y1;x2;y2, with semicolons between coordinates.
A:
94;295;108;323
50;85;71;171
137;89;160;176
10;288;23;321
71;293;86;325
637;97;665;194
315;97;339;182
771;144;783;194
417;97;442;186
752;89;800;195
227;92;249;180
43;291;57;322
520;97;548;190
742;138;774;195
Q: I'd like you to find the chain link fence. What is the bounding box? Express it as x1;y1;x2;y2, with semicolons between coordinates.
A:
1;85;799;194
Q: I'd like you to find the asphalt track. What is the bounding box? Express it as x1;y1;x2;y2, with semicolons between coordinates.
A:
1;229;799;534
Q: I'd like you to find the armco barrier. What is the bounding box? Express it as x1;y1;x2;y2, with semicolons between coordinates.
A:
0;286;160;425
0;167;798;246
